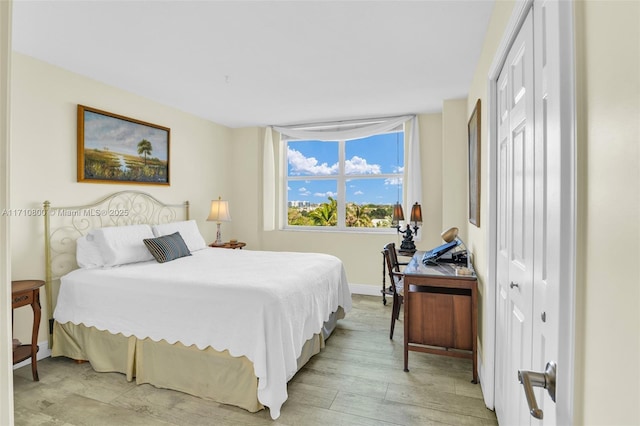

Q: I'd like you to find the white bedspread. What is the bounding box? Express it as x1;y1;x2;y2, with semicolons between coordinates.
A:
54;248;352;419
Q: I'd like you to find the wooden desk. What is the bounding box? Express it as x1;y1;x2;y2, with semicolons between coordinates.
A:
402;252;478;383
12;279;45;381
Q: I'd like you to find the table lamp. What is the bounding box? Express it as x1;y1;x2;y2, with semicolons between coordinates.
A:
207;196;232;246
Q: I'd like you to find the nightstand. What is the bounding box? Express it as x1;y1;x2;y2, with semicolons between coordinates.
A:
12;279;45;381
209;241;246;249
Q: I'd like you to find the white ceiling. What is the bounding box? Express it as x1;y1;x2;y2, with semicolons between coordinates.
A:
12;0;495;128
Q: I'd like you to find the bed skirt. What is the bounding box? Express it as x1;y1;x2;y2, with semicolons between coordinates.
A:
51;307;343;414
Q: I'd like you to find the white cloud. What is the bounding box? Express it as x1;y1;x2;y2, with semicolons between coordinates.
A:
288;148;337;175
287;148;382;176
385;177;403;186
298;187;311;196
314;191;336;198
345;156;381;174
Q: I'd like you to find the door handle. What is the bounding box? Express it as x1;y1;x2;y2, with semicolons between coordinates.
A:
510;282;519;289
518;361;557;419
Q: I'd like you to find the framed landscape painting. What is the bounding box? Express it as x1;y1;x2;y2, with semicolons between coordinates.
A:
468;99;480;226
77;105;170;185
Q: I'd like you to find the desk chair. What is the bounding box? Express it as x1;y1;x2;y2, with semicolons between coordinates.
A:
383;242;407;339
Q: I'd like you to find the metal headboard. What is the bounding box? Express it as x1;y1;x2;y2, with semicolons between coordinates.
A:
43;190;189;344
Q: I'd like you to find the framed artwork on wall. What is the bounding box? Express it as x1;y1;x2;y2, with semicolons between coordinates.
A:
77;105;170;185
468;99;481;226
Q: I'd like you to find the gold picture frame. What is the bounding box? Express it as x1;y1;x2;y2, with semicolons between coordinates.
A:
468;99;481;226
77;105;170;185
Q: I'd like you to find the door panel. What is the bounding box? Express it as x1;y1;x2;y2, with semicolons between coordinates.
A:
495;1;569;424
510;302;531;423
495;9;534;426
494;62;511;422
532;1;562;424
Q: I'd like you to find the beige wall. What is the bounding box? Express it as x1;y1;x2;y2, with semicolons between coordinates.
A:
466;0;516;285
441;99;468;240
465;0;516;377
10;53;233;344
421;113;445;249
1;1;14;424
229;126;262;249
574;1;640;424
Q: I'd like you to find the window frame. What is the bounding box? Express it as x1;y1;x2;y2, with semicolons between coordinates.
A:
282;129;405;233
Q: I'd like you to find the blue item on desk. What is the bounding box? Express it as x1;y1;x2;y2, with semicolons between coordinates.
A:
421;239;461;265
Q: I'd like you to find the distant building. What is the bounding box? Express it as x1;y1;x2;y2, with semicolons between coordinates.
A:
288;200;310;208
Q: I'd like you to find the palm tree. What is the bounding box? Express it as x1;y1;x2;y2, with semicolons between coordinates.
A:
137;139;153;166
346;203;373;227
288;207;312;226
309;197;337;226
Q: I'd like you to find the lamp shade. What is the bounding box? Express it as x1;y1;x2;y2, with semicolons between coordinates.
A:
207;197;232;222
441;227;459;243
410;203;422;224
392;203;405;224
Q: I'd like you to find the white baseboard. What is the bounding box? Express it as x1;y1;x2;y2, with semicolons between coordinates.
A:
12;341;51;370
349;283;382;297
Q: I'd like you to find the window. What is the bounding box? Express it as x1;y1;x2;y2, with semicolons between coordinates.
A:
285;130;404;230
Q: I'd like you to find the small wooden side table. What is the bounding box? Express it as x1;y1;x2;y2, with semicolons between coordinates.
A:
12;279;45;381
209;241;246;250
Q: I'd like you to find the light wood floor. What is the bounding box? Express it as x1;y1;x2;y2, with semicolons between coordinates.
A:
13;294;498;425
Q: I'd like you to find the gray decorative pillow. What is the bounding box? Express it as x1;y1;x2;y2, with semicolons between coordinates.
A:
143;232;191;263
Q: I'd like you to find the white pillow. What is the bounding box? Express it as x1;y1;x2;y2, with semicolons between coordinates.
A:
152;220;207;252
91;224;155;267
76;234;105;268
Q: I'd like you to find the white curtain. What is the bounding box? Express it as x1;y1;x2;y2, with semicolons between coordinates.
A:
262;127;275;231
405;117;422;224
264;114;422;230
273;115;412;142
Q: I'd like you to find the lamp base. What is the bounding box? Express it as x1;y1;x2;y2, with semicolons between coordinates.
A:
400;239;416;253
399;224;417;252
211;223;224;246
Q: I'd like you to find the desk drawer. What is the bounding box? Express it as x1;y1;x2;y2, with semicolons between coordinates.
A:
12;292;33;308
407;292;472;350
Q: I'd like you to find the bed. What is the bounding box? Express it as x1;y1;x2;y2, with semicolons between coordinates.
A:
44;191;352;419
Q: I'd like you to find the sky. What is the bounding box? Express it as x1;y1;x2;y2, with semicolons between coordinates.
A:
287;132;404;205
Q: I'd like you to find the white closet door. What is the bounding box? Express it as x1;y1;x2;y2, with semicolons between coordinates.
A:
495;9;535;426
494;1;572;424
530;0;564;423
